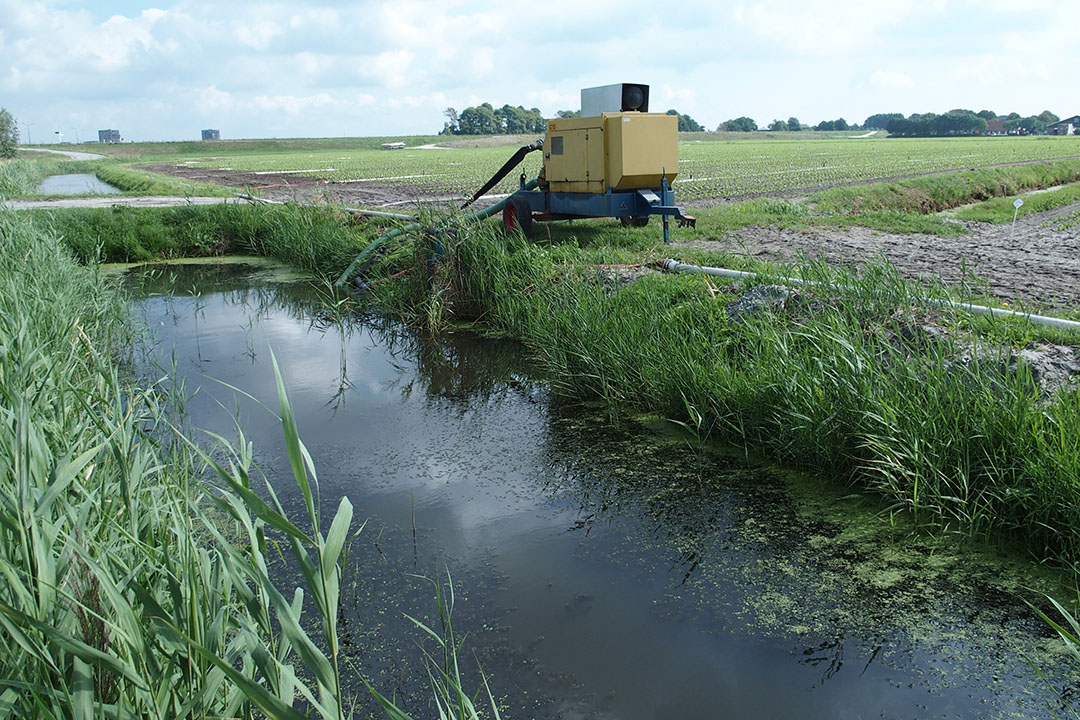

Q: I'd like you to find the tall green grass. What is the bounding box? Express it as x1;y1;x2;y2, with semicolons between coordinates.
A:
813;158;1080;215
87;162;235;197
0;211;489;718
367;219;1080;571
0;211;345;716
0;156;66;196
35;203;381;269
951;181;1080;224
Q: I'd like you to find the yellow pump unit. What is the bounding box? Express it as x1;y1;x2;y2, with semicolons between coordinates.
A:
463;83;695;243
543;112;679;194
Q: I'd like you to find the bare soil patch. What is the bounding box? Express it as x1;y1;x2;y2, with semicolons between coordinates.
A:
141;163;458;209
677;202;1080;309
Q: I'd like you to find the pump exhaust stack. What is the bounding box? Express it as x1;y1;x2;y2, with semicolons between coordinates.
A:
580;83;650;116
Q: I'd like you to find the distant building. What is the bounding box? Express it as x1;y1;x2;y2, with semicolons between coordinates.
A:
98;129;121;143
986;120;1005;135
1047;116;1079;135
380;142;406;150
201;129;220;141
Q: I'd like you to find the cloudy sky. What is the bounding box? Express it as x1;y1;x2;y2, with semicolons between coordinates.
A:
1;0;1077;143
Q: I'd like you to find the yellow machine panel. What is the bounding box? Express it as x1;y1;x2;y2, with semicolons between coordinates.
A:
604;113;679;190
544;117;605;193
543;113;678;194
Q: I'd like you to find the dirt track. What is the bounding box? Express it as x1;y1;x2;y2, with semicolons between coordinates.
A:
141;164;456;209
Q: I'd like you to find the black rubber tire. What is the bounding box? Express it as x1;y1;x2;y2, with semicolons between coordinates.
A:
620;215;650;228
503;195;533;235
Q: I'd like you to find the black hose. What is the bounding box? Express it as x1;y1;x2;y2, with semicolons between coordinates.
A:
460;139;543;209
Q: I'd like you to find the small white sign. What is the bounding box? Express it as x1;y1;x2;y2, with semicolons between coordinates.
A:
1013;198;1024;209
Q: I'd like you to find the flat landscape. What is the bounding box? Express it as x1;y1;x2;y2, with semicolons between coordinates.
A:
110;132;1080;309
7;128;1080;720
130;133;1080;205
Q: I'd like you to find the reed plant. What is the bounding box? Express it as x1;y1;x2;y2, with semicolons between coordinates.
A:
35;203;379;269
0;156;66;197
0;210;480;717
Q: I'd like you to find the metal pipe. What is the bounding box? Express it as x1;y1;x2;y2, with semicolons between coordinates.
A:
660;259;1080;332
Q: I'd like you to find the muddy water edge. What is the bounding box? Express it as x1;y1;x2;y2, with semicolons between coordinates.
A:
118;259;1076;719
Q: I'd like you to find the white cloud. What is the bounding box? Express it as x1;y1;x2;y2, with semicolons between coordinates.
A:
525;89;577;111
362;49;416;89
468;47;495;78
288;8;340;30
657;85;697;110
731;0;945;56
235;19;282;50
253;93;338;115
295;51;333;77
196;85;232;111
2;0;1077;140
868;70;915;90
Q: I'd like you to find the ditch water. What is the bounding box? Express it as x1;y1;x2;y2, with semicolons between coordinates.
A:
36;173;121;195
121;259;1075;719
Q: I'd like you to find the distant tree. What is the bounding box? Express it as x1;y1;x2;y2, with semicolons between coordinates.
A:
886;109;987;137
556;109;580;119
767;119;788;132
787;116;802;131
938;110;987;135
1005;112;1022;121
495;104;546;134
814;118;848;131
0;108;17;159
1018;116;1047;134
666;109;704;132
441;107;460;135
1038;110;1060;125
458;103;500;135
976;110;997;121
720;116;757;132
864;113;904;130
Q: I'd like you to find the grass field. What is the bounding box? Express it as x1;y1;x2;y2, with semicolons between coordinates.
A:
127;134;1080;201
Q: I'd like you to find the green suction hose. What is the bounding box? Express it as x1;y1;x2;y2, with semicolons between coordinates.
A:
335;178;539;287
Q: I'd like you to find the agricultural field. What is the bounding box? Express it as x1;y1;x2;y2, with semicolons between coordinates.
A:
149;134;1080;203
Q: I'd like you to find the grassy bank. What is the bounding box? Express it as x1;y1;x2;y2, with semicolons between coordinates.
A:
32;202;380;269
0;156;67;195
23;187;1080;573
87;161;236;197
950;180;1080;224
362;219;1080;572
1;154;232;199
0;211;485;717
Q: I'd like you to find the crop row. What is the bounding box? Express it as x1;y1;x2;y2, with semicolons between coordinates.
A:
180;135;1080;202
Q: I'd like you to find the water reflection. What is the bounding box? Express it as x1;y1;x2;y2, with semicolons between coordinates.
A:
121;261;1074;720
36;173;122;195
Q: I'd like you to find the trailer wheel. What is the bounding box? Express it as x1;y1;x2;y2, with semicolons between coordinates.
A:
503;195;533;236
620;215;650;228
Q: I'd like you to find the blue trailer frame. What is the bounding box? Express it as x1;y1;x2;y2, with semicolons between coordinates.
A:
512;175;695;244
